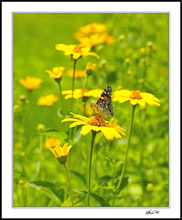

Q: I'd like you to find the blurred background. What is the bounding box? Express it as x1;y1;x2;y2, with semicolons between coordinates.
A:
13;13;169;207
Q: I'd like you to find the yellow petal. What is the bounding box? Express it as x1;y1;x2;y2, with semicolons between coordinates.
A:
66;145;72;154
55;44;68;51
49;148;60;158
55;146;63;158
100;127;116;140
63;143;68;156
70;121;87;128
130;99;138;105
70;112;89;123
112;96;130;103
138;99;146;106
62;118;82;123
80;125;93;136
72;53;82;60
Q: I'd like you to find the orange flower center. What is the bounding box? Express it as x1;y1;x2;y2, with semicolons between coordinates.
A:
73;46;82;53
88;115;106;127
130;90;142;99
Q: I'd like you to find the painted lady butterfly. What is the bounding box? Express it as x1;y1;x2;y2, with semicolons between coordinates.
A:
92;86;113;117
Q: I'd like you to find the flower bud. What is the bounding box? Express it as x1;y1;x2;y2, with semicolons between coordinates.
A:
124;58;131;65
18;180;27;187
14;104;20;112
37;123;46;132
86;62;96;76
146;183;154;191
19;94;27;104
118;34;125;41
99;59;107;68
57;156;67;165
146;41;153;48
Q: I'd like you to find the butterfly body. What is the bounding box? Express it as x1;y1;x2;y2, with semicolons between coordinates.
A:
92;86;113;117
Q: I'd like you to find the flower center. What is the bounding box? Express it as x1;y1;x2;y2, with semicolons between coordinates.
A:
130;90;142;99
88;115;106;127
73;46;82;53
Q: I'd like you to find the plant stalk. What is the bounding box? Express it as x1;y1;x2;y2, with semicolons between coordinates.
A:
116;105;136;190
71;59;77;112
87;131;97;206
63;163;74;207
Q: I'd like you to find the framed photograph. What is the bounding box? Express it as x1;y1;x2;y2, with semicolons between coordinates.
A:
2;2;180;219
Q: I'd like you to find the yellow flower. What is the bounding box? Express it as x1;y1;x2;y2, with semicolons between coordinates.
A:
44;138;62;149
46;67;66;80
66;69;87;78
19;76;42;91
76;33;114;48
62;113;126;141
62;89;103;100
78;23;107;34
85;89;103;98
77;34;105;48
112;89;160;106
55;44;99;60
37;94;58;106
49;143;72;158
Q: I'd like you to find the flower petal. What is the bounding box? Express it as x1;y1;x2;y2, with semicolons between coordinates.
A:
112;96;131;103
70;121;87;128
80;125;93;136
130;99;138;105
138;99;146;106
70;112;89;123
62;118;82;123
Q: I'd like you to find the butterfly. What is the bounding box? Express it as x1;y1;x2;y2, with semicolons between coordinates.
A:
92;86;113;117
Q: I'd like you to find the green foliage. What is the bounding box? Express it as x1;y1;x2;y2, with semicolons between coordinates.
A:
13;13;169;207
39;129;68;141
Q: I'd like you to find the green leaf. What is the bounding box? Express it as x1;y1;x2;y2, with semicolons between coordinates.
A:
73;128;82;144
115;177;130;194
98;175;113;186
90;192;111;207
27;180;64;203
70;170;87;187
104;156;114;165
73;190;110;207
39;128;67;141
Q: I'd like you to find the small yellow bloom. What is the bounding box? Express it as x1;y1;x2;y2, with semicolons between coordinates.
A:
37;94;58;106
78;23;107;34
46;67;66;80
62;113;126;141
49;143;72;158
44;138;62;149
37;123;46;131
62;89;103;100
85;89;103;98
55;44;99;60
67;69;87;78
19;76;42;91
112;89;160;107
76;33;114;48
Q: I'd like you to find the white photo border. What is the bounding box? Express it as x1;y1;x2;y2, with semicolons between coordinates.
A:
2;1;181;219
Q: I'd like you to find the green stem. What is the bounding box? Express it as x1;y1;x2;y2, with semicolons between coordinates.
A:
112;142;116;206
57;80;64;114
116;105;136;190
71;60;77;112
87;131;97;206
35;134;43;177
63;163;74;207
82;76;88;115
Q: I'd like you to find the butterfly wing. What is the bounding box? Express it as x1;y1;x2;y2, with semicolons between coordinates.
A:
96;86;113;117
